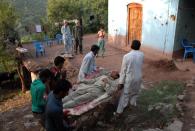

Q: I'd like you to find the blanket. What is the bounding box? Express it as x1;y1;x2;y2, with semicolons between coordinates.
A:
63;93;110;116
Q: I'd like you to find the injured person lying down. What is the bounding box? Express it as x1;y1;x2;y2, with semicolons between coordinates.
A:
62;71;119;109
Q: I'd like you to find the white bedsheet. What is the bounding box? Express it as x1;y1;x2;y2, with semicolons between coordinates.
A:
63;93;110;116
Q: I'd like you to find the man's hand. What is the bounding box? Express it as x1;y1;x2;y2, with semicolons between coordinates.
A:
96;66;100;71
117;84;124;90
102;78;108;83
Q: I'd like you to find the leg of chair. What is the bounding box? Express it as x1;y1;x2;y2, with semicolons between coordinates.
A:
36;51;38;57
183;51;187;60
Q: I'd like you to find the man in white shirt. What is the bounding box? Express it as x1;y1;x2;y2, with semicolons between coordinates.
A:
61;20;73;55
116;40;144;115
78;45;99;82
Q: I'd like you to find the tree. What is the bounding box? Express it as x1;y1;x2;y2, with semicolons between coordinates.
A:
9;0;47;35
47;0;108;33
48;0;80;22
0;0;27;93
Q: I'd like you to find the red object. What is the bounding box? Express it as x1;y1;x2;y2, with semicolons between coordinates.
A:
50;67;61;76
64;110;70;116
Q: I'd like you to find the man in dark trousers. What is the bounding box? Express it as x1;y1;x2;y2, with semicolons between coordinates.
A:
73;20;83;54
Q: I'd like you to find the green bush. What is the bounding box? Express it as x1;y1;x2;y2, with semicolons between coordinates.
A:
0;46;17;72
21;32;45;43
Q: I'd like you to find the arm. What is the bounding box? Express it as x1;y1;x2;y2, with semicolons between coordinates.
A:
81;26;83;38
97;31;100;38
52;111;69;131
79;78;96;84
118;56;127;88
73;26;76;38
61;26;64;35
104;78;119;95
37;85;46;108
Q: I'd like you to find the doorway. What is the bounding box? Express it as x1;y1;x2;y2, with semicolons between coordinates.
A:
127;3;143;45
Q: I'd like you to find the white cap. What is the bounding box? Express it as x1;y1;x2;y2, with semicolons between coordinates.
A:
63;20;67;23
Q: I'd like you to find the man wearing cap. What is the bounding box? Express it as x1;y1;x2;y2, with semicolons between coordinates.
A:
61;20;73;55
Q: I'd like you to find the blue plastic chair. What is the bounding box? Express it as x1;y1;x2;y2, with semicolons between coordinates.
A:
33;41;45;57
44;35;53;47
55;34;63;44
181;39;195;60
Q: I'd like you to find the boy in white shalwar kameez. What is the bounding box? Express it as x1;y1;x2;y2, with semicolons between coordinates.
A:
116;40;144;115
78;45;99;82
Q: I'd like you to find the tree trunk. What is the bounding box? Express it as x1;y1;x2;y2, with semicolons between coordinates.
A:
17;67;26;93
16;55;27;93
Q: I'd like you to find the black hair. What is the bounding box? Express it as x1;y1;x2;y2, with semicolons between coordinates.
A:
100;25;104;29
117;73;120;78
39;69;53;83
91;45;99;52
54;56;65;66
53;79;72;94
131;40;141;50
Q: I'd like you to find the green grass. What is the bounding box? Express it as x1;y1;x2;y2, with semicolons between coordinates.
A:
138;81;184;108
136;80;184;127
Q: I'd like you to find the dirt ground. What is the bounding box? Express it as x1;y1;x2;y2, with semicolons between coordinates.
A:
0;34;195;131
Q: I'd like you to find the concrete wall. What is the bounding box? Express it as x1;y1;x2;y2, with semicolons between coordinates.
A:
108;0;179;57
174;0;195;51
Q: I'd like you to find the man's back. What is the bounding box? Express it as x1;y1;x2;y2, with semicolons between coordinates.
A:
45;92;67;131
123;50;144;80
30;79;46;113
78;51;95;81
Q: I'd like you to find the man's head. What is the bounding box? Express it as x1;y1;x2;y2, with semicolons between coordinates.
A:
131;40;141;50
99;25;104;30
53;79;72;98
39;69;53;83
75;20;80;26
63;20;68;26
91;45;99;56
54;56;65;69
110;71;120;79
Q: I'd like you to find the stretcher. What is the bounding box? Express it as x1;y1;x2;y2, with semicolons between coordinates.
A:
63;69;115;130
63;92;115;131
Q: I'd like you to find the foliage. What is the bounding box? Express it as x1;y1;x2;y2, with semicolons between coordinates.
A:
137;81;184;126
47;0;108;33
9;0;47;35
0;45;17;72
0;0;18;43
21;33;45;43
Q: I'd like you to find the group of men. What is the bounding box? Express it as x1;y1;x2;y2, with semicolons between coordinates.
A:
77;40;144;116
61;19;83;56
30;56;74;130
61;19;106;58
30;28;144;130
